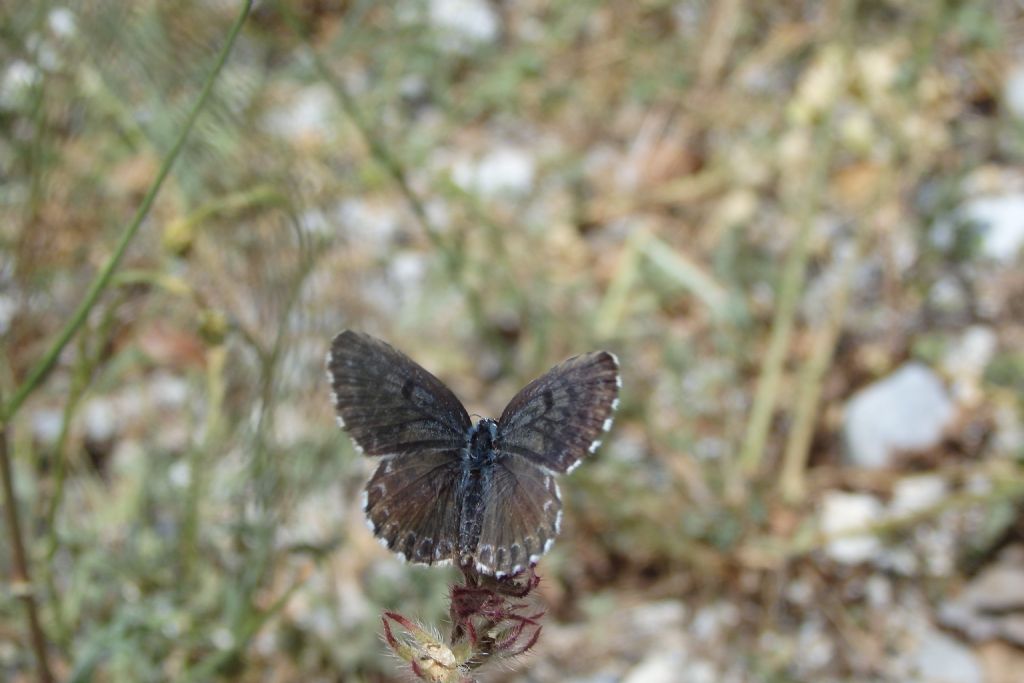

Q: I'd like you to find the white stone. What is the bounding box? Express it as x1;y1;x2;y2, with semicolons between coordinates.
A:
333;198;400;251
630;601;688;635
795;618;835;673
452;146;535;198
691;602;739;643
876;545;920;576
0;294;15;335
622;650;686;683
909;629;982;683
843;362;956;469
262;84;336;144
1004;62;1024;119
785;578;814;607
939;545;1024;645
274;404;312;448
149;373;189;407
296;208;330;237
928;275;967;312
1;60;40;108
821;490;885;564
168;461;191;489
389;252;428;291
890;475;947;517
48;8;77;38
962;194;1024;262
83;398;118;442
31;408;63;446
942;326;997;405
865;575;893;608
211;627;235;651
429;0;499;50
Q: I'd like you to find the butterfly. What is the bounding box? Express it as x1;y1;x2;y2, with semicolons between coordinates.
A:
326;330;620;577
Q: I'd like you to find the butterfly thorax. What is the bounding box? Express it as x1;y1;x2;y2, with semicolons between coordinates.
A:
466;418;498;457
457;418;499;561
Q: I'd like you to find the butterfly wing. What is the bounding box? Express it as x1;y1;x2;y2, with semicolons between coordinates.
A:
327;330;472;456
327;330;471;565
364;451;462;565
471;455;562;576
496;351;620;473
469;351;620;575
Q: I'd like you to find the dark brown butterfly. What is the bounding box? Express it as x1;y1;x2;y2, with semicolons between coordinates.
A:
327;331;620;577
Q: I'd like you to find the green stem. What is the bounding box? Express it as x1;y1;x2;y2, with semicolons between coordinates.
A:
779;208;877;502
180;346;227;587
777;248;853;502
737;122;834;477
39;333;91;650
3;0;254;421
40;297;125;650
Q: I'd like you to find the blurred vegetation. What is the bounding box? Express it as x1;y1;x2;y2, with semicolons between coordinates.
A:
1;0;1023;681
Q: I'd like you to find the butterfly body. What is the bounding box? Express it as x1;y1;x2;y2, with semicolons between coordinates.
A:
456;418;497;562
328;331;619;577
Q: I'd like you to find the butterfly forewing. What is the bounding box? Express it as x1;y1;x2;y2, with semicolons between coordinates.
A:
497;351;620;473
472;455;562;576
328;330;471;457
364;451;462;565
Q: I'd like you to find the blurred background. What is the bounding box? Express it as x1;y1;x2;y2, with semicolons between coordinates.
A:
2;1;1024;681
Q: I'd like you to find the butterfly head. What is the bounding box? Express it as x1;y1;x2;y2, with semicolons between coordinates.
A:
467;418;498;454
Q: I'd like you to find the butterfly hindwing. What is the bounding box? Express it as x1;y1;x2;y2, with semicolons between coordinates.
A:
364;451;462;565
327;330;471;457
472;454;561;576
497;351;620;473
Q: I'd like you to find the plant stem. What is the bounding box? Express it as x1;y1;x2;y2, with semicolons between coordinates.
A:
180;345;227;587
698;0;743;87
737;122;834;477
1;414;54;683
779;212;876;502
39;331;94;651
3;0;254;422
777;258;851;502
